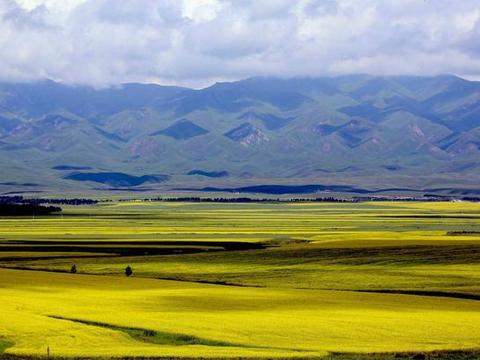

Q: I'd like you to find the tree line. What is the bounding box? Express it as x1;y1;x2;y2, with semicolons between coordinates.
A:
0;203;61;216
0;196;97;205
145;196;354;203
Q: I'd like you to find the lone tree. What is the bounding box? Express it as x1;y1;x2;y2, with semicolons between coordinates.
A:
70;264;77;274
125;265;133;277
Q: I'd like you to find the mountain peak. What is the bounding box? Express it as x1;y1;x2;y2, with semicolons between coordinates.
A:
1;74;479;192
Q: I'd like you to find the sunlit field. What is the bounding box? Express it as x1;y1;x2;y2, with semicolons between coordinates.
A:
1;201;480;359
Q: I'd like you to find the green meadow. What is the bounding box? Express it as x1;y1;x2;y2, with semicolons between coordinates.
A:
0;201;480;359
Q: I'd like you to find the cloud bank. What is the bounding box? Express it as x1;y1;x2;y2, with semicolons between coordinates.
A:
1;0;480;87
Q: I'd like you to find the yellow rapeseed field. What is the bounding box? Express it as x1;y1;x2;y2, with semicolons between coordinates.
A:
2;268;480;358
0;201;480;358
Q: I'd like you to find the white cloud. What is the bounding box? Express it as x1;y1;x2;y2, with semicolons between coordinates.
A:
182;0;223;23
1;0;480;87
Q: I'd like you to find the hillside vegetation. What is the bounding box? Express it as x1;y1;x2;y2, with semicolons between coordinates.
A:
1;76;480;193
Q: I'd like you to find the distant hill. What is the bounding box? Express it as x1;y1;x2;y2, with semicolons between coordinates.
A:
0;75;479;195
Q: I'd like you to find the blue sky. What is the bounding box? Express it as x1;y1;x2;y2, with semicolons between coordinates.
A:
2;0;480;87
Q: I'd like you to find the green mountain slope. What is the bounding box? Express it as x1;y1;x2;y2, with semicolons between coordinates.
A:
0;75;479;194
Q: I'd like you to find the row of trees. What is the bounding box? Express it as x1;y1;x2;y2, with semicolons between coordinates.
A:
146;196;355;203
0;195;97;205
70;264;133;276
0;203;61;216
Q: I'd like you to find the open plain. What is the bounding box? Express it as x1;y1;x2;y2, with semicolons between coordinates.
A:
1;201;480;359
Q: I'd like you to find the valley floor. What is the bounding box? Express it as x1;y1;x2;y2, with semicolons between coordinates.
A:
0;201;480;359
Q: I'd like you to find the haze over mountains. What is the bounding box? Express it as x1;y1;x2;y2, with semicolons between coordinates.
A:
0;74;479;195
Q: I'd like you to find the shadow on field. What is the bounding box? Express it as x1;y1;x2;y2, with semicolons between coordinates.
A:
47;315;238;348
0;240;266;257
45;316;311;354
352;289;480;301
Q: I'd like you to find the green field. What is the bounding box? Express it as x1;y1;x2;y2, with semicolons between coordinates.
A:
1;201;480;359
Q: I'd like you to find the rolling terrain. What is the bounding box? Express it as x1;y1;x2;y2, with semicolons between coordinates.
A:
0;201;480;358
0;75;480;195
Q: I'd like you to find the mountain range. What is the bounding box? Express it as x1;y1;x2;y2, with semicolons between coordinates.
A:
0;75;479;196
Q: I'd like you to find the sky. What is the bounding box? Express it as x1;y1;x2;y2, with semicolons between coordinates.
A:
1;0;480;88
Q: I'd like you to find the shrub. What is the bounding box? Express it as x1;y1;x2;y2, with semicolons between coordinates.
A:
125;265;133;277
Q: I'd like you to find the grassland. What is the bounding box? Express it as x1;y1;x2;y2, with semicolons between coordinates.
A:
0;201;480;358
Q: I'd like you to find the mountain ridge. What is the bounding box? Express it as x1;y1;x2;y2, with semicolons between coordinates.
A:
0;74;479;195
